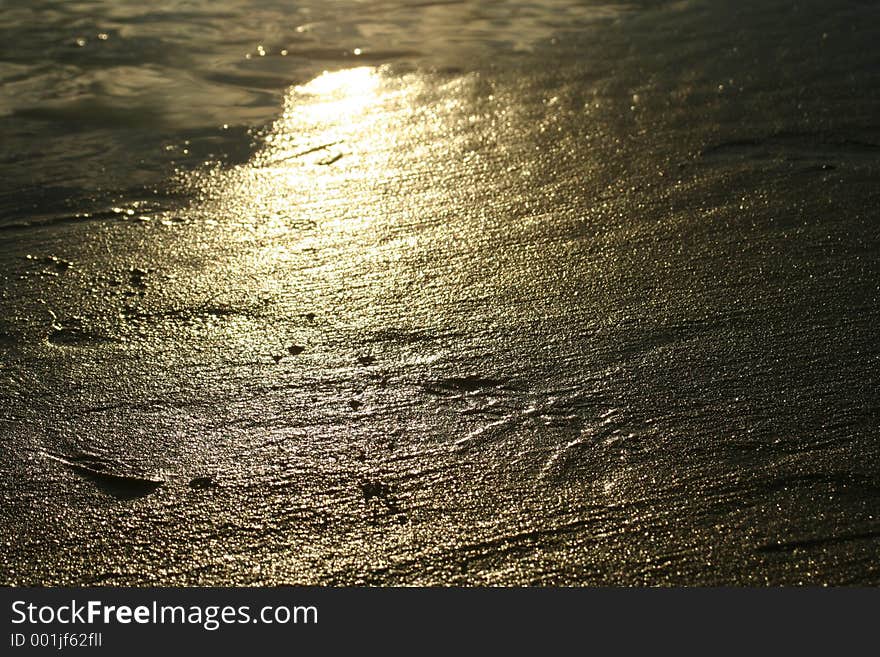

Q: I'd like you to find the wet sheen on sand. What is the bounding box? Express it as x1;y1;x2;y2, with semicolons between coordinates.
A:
1;0;879;584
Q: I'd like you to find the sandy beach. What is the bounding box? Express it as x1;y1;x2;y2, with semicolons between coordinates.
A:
1;0;879;585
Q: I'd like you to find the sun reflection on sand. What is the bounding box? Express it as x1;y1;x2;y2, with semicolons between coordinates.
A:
256;66;399;175
178;65;458;323
292;67;382;114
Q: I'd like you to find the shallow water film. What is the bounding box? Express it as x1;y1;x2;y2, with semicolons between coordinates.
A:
1;0;879;585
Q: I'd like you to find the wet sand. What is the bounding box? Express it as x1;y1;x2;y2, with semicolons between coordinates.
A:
1;0;880;584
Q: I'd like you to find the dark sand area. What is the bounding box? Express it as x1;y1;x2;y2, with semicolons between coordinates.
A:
1;0;879;584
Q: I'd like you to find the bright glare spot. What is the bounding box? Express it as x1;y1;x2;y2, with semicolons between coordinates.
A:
294;67;380;99
287;67;384;130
